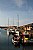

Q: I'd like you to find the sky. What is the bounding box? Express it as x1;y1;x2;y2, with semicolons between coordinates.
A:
0;0;33;26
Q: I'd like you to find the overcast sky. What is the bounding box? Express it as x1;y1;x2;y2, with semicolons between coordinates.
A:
0;0;33;26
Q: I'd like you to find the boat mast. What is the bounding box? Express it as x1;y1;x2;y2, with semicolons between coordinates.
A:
8;17;9;26
17;14;19;27
13;16;14;26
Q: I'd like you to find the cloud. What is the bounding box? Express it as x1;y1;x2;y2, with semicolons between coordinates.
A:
15;0;27;8
15;0;24;7
28;7;33;12
19;17;33;26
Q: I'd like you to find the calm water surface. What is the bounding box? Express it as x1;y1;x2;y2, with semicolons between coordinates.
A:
0;29;33;50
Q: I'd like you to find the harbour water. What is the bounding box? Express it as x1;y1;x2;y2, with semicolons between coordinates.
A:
0;29;33;50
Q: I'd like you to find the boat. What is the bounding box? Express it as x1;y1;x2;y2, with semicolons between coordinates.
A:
12;29;20;47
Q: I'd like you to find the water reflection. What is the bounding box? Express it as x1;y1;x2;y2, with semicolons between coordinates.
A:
22;46;33;50
0;29;33;50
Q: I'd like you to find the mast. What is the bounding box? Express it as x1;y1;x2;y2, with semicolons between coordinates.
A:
8;17;9;26
13;16;14;26
17;14;19;27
